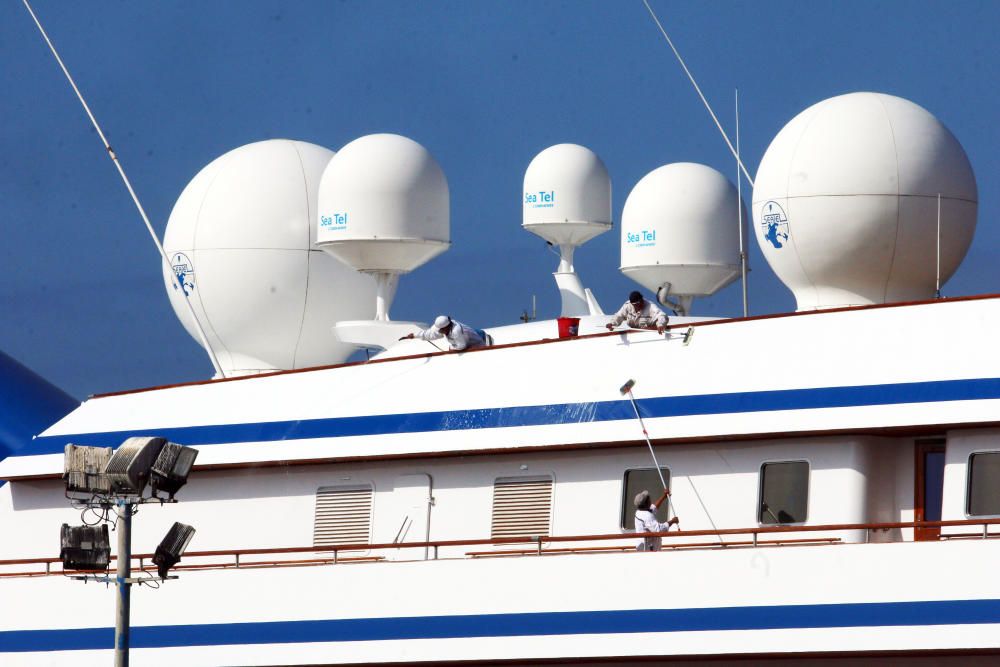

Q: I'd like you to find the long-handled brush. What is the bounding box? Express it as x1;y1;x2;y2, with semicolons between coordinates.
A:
620;379;679;526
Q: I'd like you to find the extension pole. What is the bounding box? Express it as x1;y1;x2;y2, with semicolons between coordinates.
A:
114;500;132;667
619;379;678;520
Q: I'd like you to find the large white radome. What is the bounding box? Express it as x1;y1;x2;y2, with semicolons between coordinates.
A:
163;139;375;376
753;92;977;310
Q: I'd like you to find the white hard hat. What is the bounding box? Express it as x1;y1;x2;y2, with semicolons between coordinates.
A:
433;315;452;330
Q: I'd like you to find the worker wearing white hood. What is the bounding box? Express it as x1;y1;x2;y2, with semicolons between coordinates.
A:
400;316;487;351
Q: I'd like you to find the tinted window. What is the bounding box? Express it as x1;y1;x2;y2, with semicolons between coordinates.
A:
759;461;808;524
968;452;1000;516
621;468;671;529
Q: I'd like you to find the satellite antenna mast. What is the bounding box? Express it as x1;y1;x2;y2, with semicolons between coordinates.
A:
520;295;537;323
936;193;942;299
21;0;225;378
736;88;749;317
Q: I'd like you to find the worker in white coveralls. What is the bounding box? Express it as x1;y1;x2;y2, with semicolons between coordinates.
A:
634;489;679;551
399;315;489;351
606;291;668;334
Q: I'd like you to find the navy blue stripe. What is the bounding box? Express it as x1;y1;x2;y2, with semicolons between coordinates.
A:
29;377;1000;455
4;599;1000;652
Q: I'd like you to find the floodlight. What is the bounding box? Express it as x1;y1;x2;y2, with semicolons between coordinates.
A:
152;522;196;579
63;444;113;494
150;442;199;499
104;436;166;495
60;523;111;571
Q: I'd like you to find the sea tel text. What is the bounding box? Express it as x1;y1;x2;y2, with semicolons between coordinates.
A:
524;191;555;205
320;213;348;228
627;229;656;244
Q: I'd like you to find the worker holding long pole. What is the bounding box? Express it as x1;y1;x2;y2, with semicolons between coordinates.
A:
634;489;678;552
621;378;727;546
620;378;684;550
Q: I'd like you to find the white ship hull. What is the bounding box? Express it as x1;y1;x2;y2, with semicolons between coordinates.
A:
4;541;1000;664
3;297;1000;663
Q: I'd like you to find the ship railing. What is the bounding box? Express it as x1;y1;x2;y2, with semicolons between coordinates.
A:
2;517;999;578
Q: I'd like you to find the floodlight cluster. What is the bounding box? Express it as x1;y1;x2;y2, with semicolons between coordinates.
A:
65;436;198;501
60;436;199;578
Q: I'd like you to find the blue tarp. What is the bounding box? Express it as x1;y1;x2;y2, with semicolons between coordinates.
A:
0;350;77;463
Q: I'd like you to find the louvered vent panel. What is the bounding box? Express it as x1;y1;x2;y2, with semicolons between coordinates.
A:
313;486;373;546
491;478;553;539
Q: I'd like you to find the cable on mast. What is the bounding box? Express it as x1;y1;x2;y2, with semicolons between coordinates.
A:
641;0;755;188
22;0;225;378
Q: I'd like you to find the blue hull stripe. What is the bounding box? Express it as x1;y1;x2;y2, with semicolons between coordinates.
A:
29;377;1000;455
3;599;1000;652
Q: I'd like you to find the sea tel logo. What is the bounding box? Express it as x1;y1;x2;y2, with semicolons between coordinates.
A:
626;229;657;248
524;190;556;209
320;212;348;230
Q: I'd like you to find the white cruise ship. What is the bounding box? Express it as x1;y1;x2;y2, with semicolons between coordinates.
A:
2;7;999;667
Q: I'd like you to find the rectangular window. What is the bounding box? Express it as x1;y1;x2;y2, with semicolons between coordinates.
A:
621;468;671;529
491;476;553;539
313;485;373;546
968;452;1000;516
759;461;808;524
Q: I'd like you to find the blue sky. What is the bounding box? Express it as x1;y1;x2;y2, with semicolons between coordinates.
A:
2;1;998;399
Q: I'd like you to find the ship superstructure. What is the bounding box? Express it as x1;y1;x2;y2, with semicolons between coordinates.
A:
1;13;998;663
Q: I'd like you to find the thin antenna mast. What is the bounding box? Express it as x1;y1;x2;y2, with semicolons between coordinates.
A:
736;88;749;317
936;193;942;299
641;0;755;188
22;0;225;378
520;294;537;324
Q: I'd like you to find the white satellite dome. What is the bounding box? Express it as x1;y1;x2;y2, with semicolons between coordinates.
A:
316;133;449;274
522;143;612;247
316;133;449;322
521;144;611;317
753;92;978;310
620;162;743;314
162;139;376;376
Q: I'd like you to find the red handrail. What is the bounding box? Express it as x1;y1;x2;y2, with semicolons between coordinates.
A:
2;517;998;577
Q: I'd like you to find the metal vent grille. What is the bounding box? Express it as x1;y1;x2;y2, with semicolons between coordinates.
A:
490;477;553;539
313;486;373;546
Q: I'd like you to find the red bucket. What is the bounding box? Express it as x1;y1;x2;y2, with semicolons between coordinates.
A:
557;317;580;338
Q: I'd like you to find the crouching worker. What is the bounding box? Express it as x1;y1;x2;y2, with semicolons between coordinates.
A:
606;290;668;334
634;489;679;552
399;315;490;351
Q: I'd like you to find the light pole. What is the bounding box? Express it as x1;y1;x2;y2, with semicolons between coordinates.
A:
61;438;199;666
114;499;132;667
